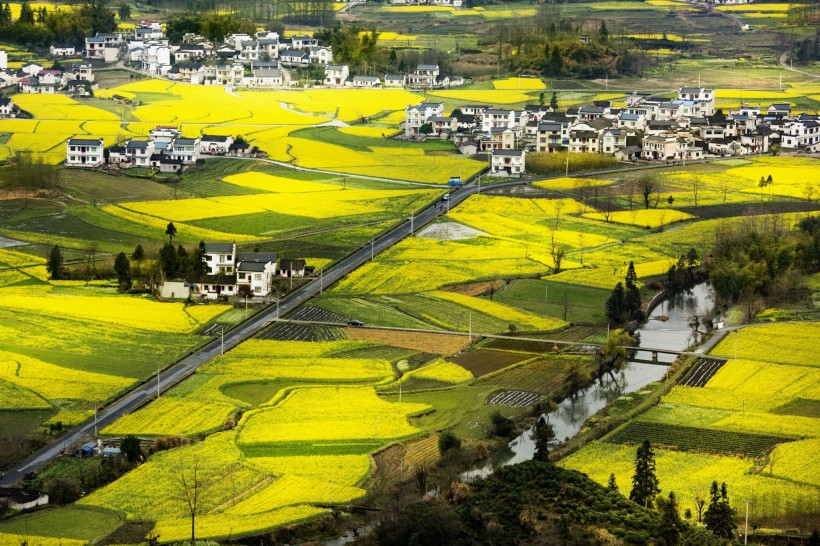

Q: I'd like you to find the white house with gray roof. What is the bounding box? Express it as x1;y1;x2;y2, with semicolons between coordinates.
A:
490;149;526;177
236;251;278;296
66;138;104;168
405;101;445;137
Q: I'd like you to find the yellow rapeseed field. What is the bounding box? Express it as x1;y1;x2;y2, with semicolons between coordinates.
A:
287;137;486;183
238;386;429;445
493;77;546;90
710;322;820;366
0;287;229;333
402;358;474;384
582;208;695;228
431;290;568;331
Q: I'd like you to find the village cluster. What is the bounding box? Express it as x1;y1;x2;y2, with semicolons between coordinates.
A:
405;86;820;177
0;20;463;90
63;127;257;172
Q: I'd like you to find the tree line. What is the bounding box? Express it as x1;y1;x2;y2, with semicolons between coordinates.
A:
0;0;116;49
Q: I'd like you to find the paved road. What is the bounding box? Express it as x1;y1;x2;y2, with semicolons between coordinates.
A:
0;181;483;487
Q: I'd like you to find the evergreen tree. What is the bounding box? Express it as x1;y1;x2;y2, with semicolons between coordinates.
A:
548;47;563;76
18;1;34;24
165;221;177;244
0;3;9;23
159;243;178;278
531;417;556;461
114;251;131;283
624;261;644;322
599;20;609;41
190;240;208;278
607;473;618;492
539;91;545;106
550;91;558;110
47;245;63;280
703;481;737;538
629;440;660;508
605;282;626;323
177;245;191;277
658;491;683;546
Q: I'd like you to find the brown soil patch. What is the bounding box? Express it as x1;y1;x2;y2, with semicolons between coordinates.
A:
441;279;506;297
450;348;534;377
344;327;472;355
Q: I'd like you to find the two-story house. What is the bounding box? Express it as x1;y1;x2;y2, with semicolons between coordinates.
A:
236;252;278;296
66;138;104;168
405;64;439;88
490;149;526;177
325;64;349;86
404;101;444;136
124;138;156;167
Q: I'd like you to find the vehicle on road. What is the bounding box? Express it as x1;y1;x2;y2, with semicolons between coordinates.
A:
347;319;364;327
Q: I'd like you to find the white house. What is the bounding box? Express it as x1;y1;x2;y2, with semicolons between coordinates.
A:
250;68;285;87
641;134;678;160
200;135;234;155
280;50;309;67
350;75;380;88
677;87;715;116
0;97;17;118
309;46;333;64
490;149;526;177
124;138;155;167
384;74;403;88
166;137;200;164
236;251;278;296
66;138;104;168
292;35;318;48
405;64;439;88
404;101;444;137
481;109;515;133
50;45;76;57
0;50;6;69
203;242;236;275
324;64;349;86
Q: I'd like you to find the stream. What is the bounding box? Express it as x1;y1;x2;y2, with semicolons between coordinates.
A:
462;282;715;480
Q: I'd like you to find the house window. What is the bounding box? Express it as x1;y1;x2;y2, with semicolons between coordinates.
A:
254;273;261;281
204;285;209;290
228;286;234;291
254;286;262;293
239;273;245;280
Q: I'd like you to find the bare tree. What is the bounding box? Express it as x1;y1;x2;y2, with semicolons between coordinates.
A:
638;176;655;209
805;181;815;202
625;179;637;211
691;174;702;206
172;456;212;546
549;201;565;273
719;179;731;203
602;197;614;223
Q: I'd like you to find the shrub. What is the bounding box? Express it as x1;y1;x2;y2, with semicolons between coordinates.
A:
439;431;462;455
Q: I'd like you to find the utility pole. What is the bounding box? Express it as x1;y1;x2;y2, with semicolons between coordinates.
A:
319;269;323;295
468;312;472;340
94;403;98;438
565;156;569;178
545;284;548;303
221;325;224;356
156;366;160;399
734;329;739;361
370;239;374;261
743;499;751;545
410;212;414;235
